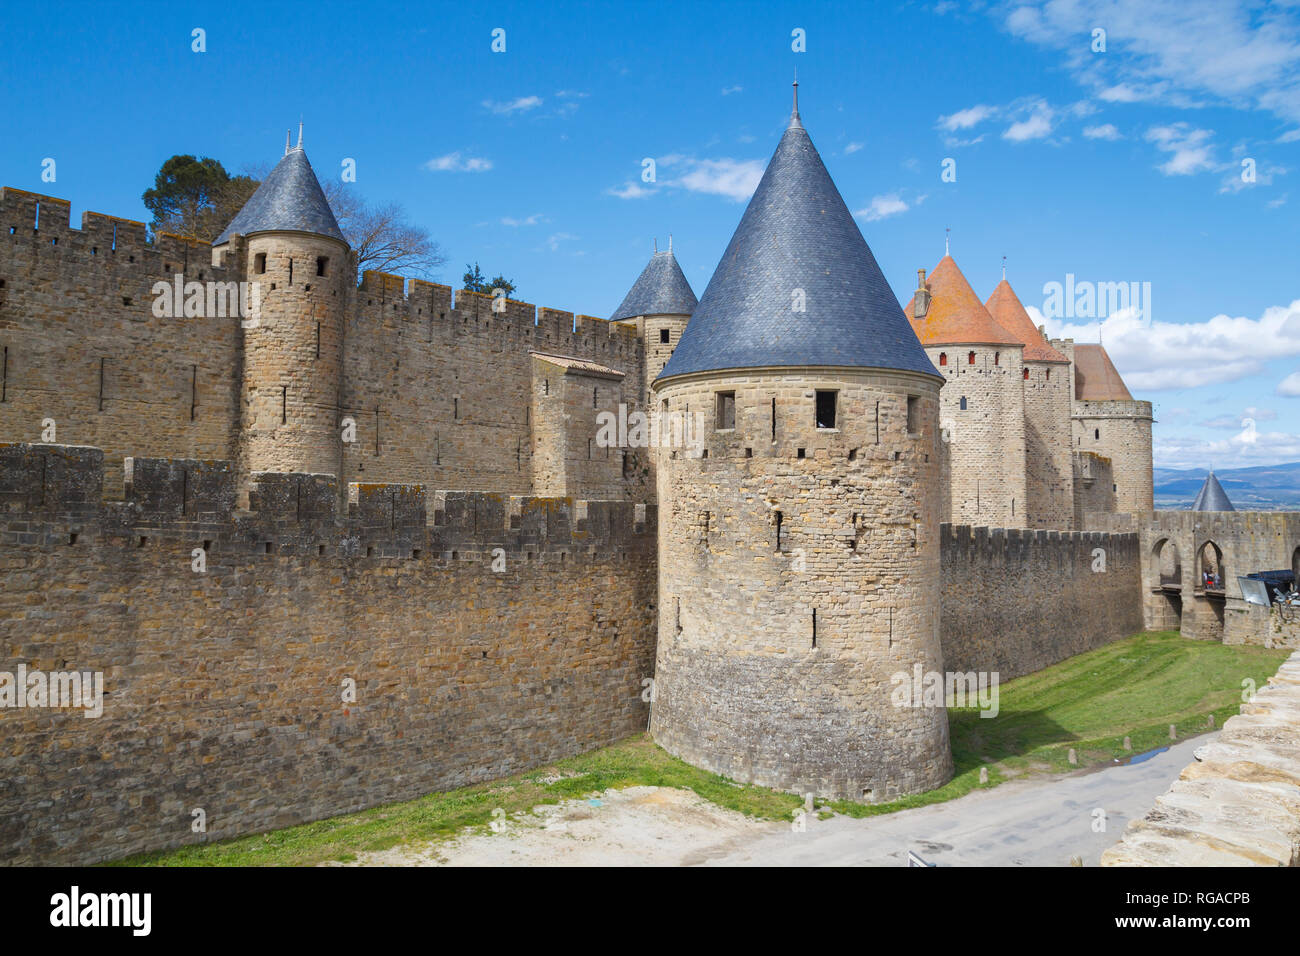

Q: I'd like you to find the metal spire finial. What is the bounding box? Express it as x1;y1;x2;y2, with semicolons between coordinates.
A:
945;227;950;256
285;129;291;156
1002;255;1006;280
668;233;673;252
653;237;657;253
296;121;303;150
789;71;802;129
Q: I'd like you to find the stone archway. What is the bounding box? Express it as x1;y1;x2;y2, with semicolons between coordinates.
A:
1147;537;1183;630
1191;539;1226;640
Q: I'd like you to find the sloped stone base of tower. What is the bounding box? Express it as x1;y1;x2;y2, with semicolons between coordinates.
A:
651;648;953;801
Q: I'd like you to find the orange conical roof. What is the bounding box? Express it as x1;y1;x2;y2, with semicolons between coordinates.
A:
1074;344;1133;401
905;255;1022;347
985;279;1069;363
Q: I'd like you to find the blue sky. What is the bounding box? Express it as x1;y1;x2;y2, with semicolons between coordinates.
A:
2;0;1298;469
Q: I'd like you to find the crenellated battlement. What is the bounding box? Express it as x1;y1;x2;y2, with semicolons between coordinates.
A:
350;269;641;363
941;521;1138;563
0;186;242;283
0;443;654;557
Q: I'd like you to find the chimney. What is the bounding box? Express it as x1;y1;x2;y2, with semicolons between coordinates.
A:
913;269;930;319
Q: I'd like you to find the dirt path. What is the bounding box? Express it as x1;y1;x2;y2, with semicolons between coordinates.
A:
342;735;1209;867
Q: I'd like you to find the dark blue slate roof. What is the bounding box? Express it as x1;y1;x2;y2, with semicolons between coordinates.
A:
657;110;939;383
1191;472;1235;511
215;148;346;246
610;249;698;320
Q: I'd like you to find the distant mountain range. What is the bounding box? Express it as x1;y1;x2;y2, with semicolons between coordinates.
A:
1153;462;1300;511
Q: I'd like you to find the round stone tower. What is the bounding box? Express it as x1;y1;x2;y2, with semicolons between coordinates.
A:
986;276;1074;529
649;88;953;802
1070;343;1154;513
904;254;1027;527
214;128;351;484
609;238;698;410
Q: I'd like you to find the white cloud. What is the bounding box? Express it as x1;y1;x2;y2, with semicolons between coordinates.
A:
483;96;543;115
1219;158;1288;194
1154;427;1300;469
1269;193;1289;208
845;142;864;154
1003;102;1056;141
1031;298;1300;391
606;181;654;200
1200;407;1277;428
857;194;909;221
545;232;578;252
669;157;765;201
1279;129;1300;143
721;85;743;95
1084;123;1122;140
500;214;545;227
938;104;996;131
1279;370;1300;396
424;152;493;173
1145;123;1217;175
855;191;928;222
1000;0;1300;124
607;154;765;203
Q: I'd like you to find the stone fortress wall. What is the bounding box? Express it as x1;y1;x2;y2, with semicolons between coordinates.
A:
940;523;1142;681
0;442;658;865
1088;510;1300;648
0;175;1167;863
0;187;649;505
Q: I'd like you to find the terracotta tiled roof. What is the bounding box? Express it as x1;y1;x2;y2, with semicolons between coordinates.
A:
1073;344;1133;401
985;279;1069;363
529;351;625;380
904;255;1022;347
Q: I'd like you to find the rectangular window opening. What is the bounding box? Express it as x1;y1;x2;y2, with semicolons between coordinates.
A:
815;390;837;429
715;391;735;430
906;395;920;435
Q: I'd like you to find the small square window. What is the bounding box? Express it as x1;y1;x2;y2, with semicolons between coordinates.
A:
254;252;267;274
815;390;837;429
715;391;735;430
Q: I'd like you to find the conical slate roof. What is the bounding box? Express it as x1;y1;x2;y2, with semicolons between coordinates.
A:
610;248;697;320
657;100;939;382
985;279;1069;363
1191;471;1235;511
215;147;346;246
904;256;1022;348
